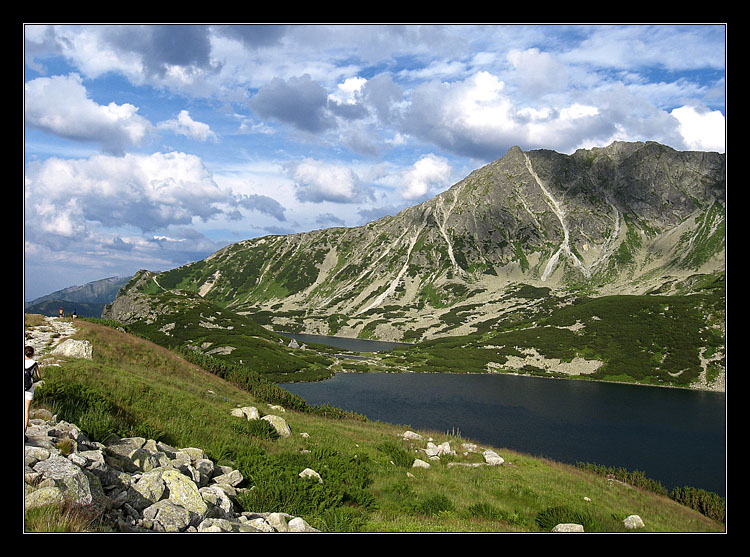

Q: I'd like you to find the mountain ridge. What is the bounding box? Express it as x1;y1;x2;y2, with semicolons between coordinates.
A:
99;141;725;391
124;141;723;343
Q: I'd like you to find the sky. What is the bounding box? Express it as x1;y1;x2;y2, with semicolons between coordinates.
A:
23;24;726;301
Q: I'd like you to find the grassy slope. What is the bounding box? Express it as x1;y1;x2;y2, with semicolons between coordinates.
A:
27;317;723;533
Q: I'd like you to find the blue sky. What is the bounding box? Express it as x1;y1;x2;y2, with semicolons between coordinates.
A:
24;24;726;301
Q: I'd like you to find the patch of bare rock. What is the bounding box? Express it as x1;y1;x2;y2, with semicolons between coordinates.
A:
24;411;318;533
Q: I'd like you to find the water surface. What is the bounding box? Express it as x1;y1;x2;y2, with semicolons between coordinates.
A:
280;371;726;496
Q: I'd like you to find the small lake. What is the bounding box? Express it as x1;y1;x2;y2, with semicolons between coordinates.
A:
279;335;726;496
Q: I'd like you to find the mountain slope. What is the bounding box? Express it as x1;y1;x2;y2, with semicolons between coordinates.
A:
139;141;724;343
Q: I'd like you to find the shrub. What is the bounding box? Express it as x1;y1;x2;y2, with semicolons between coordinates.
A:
319;506;369;532
412;494;455;517
535;505;598;532
230;418;279;441
377;441;415;468
670;486;725;523
466;502;526;526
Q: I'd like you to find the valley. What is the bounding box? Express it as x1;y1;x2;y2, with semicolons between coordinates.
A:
99;141;725;393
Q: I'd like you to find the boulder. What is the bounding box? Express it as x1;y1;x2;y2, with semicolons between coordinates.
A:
483;450;505;466
161;468;208;525
231;406;260;420
552;523;585;532
25;486;65;510
127;468;168;511
50;339;93;359
200;485;234;518
143;500;193;532
261;415;291;437
624;514;645;530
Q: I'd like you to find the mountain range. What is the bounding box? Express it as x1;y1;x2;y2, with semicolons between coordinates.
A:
91;141;725;390
25;275;131;318
109;142;723;334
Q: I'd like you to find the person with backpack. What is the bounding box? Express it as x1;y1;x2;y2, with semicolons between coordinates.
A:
25;346;41;442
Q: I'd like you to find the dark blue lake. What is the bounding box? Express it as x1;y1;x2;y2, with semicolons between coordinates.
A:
278;336;726;496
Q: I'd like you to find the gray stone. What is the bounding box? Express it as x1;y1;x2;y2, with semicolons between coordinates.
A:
624;514;645;530
50;339;93;359
143;500;192;532
261;415;291;437
552;523;585;532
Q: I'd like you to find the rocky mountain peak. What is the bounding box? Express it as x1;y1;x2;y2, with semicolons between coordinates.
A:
105;141;725;343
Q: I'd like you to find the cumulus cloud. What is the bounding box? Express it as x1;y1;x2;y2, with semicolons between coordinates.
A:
25;152;234;241
401;154;454;200
158;110;218;142
25;73;152;155
289;158;373;203
250;74;336;133
107;25;218;79
506;48;569;97
401;72;523;159
670;105;725;153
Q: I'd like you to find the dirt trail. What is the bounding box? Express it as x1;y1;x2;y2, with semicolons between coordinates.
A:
25;316;79;359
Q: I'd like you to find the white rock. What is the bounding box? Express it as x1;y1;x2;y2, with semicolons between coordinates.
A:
299;468;323;483
50;339;93;359
624;514;645;529
288;517;319;532
483;449;505;466
552;523;585;532
262;415;291;437
412;459;431;469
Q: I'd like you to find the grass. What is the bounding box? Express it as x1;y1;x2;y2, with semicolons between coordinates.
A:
25;317;725;533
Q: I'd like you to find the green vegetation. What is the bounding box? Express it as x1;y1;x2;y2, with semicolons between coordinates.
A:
381;276;724;389
25;316;724;532
576;462;725;523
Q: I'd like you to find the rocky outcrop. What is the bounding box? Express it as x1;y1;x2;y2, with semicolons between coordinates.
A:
24;413;319;533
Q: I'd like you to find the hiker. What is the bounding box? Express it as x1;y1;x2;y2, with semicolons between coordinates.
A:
25;346;41;441
58;307;64;319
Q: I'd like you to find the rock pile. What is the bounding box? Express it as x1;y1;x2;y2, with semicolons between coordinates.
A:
24;412;319;533
400;430;506;469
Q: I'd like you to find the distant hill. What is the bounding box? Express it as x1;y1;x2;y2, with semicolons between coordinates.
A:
25;275;132;318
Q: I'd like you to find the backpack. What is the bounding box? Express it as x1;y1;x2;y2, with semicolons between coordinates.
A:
25;362;38;391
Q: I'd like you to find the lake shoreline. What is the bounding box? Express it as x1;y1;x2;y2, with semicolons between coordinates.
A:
280;370;726;496
278;331;725;393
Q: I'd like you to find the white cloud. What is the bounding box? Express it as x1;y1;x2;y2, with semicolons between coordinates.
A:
401;154;453;200
506;48;569;96
25;151;233;239
290;158;373;203
158;110;218;142
25;73;152;155
329;76;367;105
670;105;725;153
402;71;611;158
